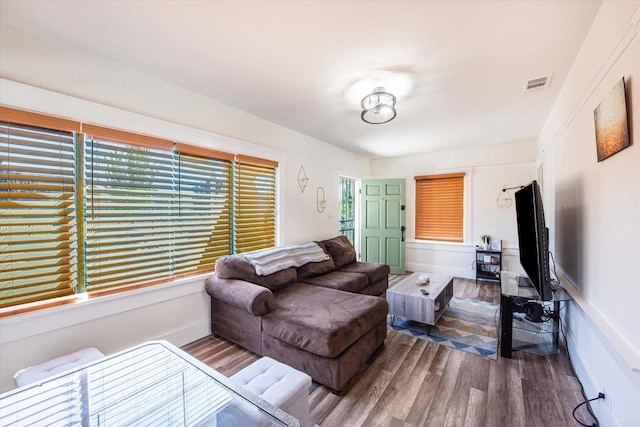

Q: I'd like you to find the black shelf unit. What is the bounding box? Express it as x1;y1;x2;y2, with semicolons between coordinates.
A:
475;249;502;283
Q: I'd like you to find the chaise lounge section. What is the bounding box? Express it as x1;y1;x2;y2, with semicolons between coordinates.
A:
205;236;390;391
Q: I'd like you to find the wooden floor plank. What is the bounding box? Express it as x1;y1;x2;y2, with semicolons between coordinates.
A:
463;387;487;427
360;339;428;426
182;277;588;427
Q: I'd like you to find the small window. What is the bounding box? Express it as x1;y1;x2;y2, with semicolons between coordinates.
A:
414;173;464;242
339;177;356;245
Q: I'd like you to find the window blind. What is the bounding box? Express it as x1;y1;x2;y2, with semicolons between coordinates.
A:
1;107;278;311
174;152;231;275
415;172;465;242
84;138;177;290
233;157;277;253
0;122;78;308
84;138;234;292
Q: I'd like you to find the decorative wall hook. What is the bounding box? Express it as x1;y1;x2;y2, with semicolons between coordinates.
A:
497;185;524;209
316;186;326;213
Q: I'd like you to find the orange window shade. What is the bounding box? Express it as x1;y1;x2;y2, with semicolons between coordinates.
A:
236;154;278;168
0;106;81;133
82;124;173;151
415;173;464;242
233;160;276;253
0;120;78;308
174;143;235;161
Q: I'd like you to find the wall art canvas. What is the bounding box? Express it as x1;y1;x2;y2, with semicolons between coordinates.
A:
594;78;631;162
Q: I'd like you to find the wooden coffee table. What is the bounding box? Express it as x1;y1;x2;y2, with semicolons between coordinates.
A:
387;272;454;333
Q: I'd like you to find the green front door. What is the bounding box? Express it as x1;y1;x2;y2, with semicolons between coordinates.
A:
361;179;406;274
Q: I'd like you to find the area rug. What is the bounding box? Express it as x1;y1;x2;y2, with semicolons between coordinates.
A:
388;296;500;360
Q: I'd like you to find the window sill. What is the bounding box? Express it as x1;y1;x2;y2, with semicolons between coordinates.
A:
0;273;213;344
406;240;476;253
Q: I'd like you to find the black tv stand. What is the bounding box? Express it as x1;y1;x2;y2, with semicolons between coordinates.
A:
517;276;533;288
500;271;571;358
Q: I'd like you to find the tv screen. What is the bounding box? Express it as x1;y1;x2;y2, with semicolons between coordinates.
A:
515;180;553;301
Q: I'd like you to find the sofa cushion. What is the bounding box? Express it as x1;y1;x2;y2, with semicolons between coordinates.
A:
296;242;336;280
321;236;357;268
338;262;390;283
300;271;368;293
215;255;297;291
263;284;388;358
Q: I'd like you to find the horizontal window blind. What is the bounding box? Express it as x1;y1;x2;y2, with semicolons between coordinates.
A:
84;138;177;290
1;122;78;308
233;158;276;253
85;138;234;292
415;173;464;242
1;107;278;311
175;152;231;275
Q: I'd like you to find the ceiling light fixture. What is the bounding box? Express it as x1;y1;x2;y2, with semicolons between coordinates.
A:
361;87;396;124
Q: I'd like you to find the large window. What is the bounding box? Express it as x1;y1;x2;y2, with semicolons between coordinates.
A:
0;107;277;310
414;172;464;242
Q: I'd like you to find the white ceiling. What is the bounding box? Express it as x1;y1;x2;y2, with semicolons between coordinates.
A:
0;0;601;158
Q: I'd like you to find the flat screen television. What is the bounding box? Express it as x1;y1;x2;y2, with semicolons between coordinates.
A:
515;180;553;301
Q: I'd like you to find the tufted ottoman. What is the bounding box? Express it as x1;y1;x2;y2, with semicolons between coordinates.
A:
231;357;312;427
14;347;105;388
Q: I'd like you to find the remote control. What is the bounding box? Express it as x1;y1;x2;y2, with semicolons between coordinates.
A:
420;289;429;296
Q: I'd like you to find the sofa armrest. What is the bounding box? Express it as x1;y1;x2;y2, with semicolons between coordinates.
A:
206;276;276;316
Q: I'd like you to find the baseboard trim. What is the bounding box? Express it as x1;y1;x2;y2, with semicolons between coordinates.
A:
158;318;211;348
405;262;475;280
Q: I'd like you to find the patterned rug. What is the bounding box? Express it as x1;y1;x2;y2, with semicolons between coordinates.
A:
388;296;500;360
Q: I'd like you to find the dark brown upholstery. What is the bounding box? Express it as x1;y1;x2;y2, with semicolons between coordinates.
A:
321;235;357;268
300;270;368;293
264;284;387;358
296;243;336;280
338;261;390;283
205;237;389;391
206;277;276;316
215;255;296;291
262;319;387;391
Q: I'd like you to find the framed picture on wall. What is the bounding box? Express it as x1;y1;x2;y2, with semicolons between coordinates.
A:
490;238;502;251
594;77;631;162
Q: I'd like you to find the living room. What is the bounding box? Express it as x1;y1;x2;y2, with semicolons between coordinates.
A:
0;1;639;426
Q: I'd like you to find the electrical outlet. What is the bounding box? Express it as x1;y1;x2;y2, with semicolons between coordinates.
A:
601;388;611;412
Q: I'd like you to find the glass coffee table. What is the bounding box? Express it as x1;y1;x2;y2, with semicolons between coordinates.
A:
0;340;299;426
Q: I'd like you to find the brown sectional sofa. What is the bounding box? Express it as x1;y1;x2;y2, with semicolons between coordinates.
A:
205;236;390;392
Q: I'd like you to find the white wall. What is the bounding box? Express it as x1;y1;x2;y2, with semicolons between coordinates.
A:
370;140;537;278
0;24;369;392
538;2;640;426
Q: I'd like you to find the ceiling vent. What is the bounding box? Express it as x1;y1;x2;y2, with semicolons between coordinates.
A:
524;74;552;93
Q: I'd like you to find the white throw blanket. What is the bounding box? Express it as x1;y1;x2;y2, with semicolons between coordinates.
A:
243;241;330;276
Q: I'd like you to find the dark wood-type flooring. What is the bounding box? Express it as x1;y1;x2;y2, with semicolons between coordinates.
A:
183;276;593;427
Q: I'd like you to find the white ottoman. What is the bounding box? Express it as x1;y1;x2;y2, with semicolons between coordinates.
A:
231;357;312;427
14;347;105;388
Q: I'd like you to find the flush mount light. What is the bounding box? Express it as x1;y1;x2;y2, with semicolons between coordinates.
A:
361;87;396;124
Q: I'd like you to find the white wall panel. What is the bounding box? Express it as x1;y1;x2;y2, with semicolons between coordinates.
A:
539;2;640;425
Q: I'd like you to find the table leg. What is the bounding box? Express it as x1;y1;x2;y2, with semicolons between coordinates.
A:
500;294;514;358
553;301;560;347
